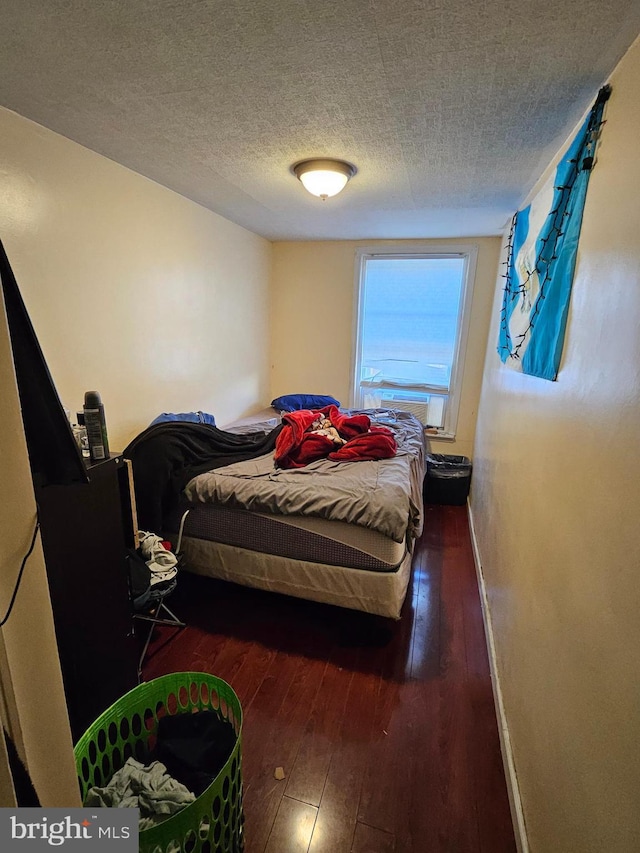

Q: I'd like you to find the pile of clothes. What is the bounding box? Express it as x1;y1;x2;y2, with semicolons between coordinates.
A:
123;420;283;532
85;710;236;829
274;405;397;469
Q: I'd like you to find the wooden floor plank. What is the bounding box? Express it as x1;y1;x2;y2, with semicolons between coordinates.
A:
240;656;306;852
457;531;517;853
424;511;480;851
242;651;328;853
410;544;441;681
308;649;381;852
351;821;395;852
355;607;417;837
142;507;516;853
264;795;318;853
285;653;356;807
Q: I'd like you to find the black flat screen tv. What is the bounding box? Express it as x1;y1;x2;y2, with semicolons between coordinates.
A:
0;238;88;487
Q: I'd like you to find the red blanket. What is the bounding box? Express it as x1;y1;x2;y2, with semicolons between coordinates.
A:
274;405;397;469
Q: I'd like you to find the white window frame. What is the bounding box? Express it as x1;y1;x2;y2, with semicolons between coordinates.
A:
350;244;478;438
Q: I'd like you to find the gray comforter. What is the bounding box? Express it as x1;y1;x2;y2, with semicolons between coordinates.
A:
184;409;425;543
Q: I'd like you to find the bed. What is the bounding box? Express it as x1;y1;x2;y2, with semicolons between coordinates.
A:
126;408;425;620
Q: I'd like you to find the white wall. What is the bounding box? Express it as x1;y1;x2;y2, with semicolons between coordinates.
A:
0;106;272;450
471;39;640;852
271;238;500;459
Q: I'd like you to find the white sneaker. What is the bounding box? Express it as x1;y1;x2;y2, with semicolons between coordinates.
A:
138;531;178;585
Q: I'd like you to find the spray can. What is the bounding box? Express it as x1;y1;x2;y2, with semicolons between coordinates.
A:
83;391;110;462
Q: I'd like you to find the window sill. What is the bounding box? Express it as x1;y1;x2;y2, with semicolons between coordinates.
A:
424;430;456;441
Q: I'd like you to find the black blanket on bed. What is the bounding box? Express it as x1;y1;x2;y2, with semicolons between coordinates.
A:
123;422;283;533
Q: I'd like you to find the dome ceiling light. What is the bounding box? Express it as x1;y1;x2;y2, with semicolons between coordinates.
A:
292;158;357;200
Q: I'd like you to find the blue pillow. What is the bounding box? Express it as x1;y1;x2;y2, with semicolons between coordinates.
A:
150;411;216;426
270;394;341;412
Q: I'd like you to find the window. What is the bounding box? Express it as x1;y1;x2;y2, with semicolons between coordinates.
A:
352;247;477;436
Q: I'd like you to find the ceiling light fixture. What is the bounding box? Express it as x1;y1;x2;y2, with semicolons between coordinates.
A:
292;158;357;200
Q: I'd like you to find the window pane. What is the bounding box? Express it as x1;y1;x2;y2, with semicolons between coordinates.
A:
360;257;465;389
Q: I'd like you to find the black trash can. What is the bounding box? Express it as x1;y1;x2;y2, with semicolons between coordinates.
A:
424;454;472;506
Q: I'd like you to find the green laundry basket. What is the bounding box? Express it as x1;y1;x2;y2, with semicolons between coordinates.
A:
74;672;244;853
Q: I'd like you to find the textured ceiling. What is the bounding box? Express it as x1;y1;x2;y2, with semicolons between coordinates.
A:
1;1;639;241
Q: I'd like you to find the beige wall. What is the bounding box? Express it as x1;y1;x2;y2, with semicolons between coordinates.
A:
0;104;273;804
0;106;272;450
0;290;80;807
271;238;500;459
470;40;640;852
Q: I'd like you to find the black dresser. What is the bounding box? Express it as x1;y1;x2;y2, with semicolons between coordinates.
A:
35;454;139;741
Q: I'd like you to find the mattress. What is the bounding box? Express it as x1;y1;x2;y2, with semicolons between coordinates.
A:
184;408;425;543
173;502;408;572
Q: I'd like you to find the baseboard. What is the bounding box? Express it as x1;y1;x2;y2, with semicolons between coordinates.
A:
467;503;529;853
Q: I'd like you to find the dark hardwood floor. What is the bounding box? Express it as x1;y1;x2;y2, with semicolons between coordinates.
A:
142;505;517;852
